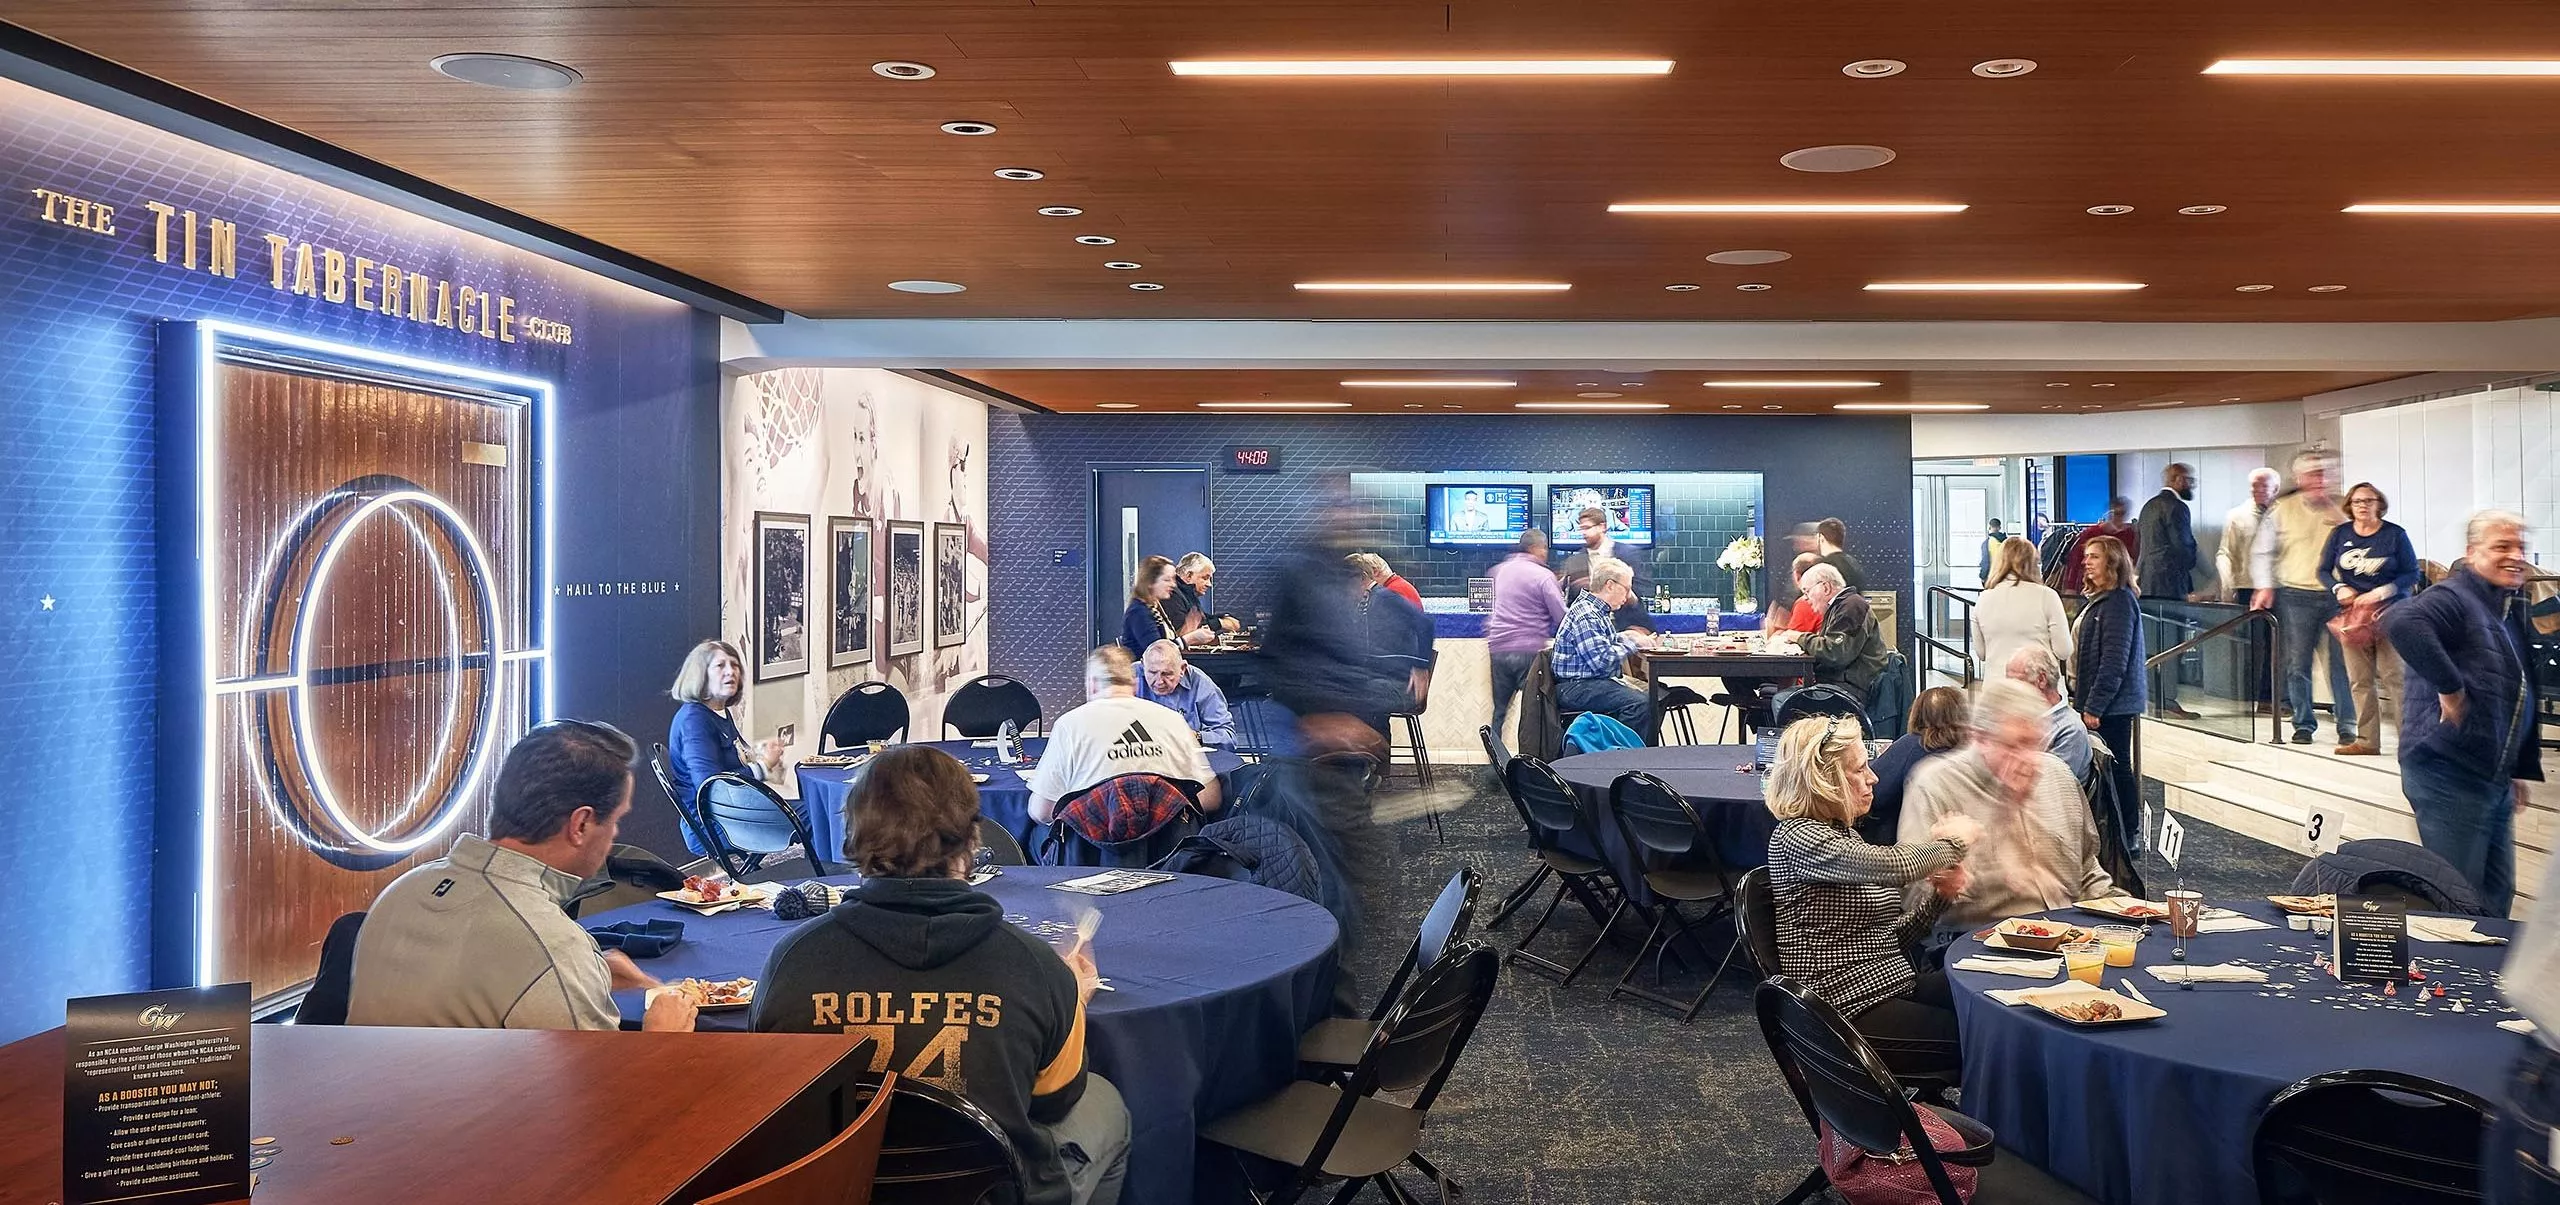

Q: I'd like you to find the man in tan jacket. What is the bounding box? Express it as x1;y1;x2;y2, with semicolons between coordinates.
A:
2217;467;2280;714
2251;453;2354;746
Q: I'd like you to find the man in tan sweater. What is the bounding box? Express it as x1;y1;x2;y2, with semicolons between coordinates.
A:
2251;452;2354;746
1900;679;2122;930
2216;467;2281;714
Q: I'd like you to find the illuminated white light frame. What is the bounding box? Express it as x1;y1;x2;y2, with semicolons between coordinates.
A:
191;319;555;987
2205;59;2560;76
1171;59;1675;77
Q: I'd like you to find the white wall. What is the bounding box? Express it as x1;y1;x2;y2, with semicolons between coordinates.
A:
2114;448;2286;597
721;367;991;751
1909;401;2307;459
2338;386;2560;568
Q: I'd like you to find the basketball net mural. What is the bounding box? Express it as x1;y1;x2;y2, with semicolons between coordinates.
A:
188;324;548;999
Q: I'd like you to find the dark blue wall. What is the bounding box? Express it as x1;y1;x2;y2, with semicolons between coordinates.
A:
987;413;1914;716
0;77;719;1040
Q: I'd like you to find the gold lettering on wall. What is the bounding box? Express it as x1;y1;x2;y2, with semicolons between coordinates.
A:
322;247;348;303
34;187;116;235
353;256;376;311
208;219;237;278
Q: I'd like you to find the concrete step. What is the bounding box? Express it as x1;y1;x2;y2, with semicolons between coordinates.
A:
2208;758;2402;814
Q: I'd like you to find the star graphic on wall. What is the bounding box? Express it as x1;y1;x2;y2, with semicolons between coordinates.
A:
39;595;56;611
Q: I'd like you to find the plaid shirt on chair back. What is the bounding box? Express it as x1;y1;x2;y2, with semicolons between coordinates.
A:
1059;774;1191;844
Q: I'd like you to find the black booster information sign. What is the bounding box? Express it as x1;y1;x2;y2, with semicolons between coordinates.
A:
2333;895;2412;984
63;983;251;1205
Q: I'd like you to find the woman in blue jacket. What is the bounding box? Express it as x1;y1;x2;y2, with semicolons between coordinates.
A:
2073;535;2149;851
2318;483;2422;756
666;639;786;856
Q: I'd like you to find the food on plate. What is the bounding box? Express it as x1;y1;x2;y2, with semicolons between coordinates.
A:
681;875;731;902
2082;897;2167;919
672;977;756;1007
2053;999;2124;1023
2267;894;2337;915
1993;918;2091;950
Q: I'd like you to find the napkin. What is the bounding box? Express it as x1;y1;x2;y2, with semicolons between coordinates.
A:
587;918;685;958
1985;983;2088;1007
1954;955;2062;979
2195;914;2277;934
2409;916;2509;945
2146;963;2268;984
2501;1019;2540;1036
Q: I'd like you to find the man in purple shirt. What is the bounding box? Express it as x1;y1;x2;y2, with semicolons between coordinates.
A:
1487;527;1568;733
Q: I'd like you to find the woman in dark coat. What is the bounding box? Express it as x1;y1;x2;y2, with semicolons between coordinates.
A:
2073;535;2149;852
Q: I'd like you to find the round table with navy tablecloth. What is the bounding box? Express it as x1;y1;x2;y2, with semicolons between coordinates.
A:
1548;744;1777;902
794;738;1247;864
587;866;1339;1205
1947;900;2523;1205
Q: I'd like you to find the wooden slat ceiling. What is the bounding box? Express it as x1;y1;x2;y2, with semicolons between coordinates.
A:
964;368;2398;413
11;1;2560;323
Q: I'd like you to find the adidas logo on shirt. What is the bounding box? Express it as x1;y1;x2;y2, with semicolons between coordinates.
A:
1106;720;1168;761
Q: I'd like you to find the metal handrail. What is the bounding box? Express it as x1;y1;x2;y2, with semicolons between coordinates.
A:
1925;584;1982;660
1910;631;1978;687
2145;606;2284;745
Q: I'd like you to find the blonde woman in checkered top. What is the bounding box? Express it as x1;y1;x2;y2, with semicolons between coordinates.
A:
1766;715;1983;1081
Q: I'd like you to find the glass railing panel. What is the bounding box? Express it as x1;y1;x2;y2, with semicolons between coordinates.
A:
2141;600;2273;745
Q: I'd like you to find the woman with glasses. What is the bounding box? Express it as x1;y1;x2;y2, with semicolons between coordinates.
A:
1765;714;1982;1081
2319;483;2420;756
667;639;787;857
2073;535;2148;850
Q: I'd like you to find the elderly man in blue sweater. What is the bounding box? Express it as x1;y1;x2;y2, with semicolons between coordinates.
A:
2384;509;2543;917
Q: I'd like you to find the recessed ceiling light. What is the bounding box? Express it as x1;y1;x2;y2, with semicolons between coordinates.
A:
1707;249;1794;265
1169;59;1675;77
2235;283;2276;292
1341;379;1517;388
2180;205;2228;215
940;120;998;136
1720;403;1744;410
2136;400;2186;409
2086;205;2134;215
1705;380;1884;388
1402;403;1425;408
1761;405;1785;410
1103;261;1142;270
1441;403;1465;409
1612;202;1966;214
1293;281;1571;292
994;168;1045;180
1781;144;1898;173
1665;283;1702;291
1575;382;1601;387
2345;203;2560;214
1833;402;1991;412
1972;59;2038;78
1038;206;1083;217
1517;401;1671;411
2046;382;2071;387
1618;381;1645;387
2081;404;2104;410
2041;404;2062;410
2308;283;2348;292
1577;392;1624;398
887;279;967;294
1865;281;2145;292
1075;235;1117;245
2222;396;2244;402
2090;382;2117;388
1096;403;1139;409
428;53;582;90
1196;401;1353;410
1129;282;1165;291
1843;59;1908;78
1736;283;1774;291
2205;59;2560;76
872;60;937;80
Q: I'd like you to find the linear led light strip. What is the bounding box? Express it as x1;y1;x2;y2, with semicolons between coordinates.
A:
1515;401;1669;411
2206;60;2560;76
1864;281;2146;292
1703;380;1883;388
1609;202;1967;214
1197;401;1353;409
2344;203;2560;214
1172;59;1674;77
193;319;556;986
1295;281;1571;292
1340;379;1517;388
1832;402;1990;412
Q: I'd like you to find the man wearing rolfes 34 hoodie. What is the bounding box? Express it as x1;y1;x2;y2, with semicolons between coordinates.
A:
751;746;1129;1205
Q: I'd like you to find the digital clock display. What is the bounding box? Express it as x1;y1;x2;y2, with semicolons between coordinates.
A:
1224;445;1282;473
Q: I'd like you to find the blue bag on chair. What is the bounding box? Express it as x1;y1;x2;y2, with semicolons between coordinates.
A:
1564;712;1645;754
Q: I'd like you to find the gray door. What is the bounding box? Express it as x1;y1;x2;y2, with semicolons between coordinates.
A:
1092;468;1213;648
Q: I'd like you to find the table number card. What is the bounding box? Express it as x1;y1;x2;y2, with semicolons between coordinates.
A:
2300;804;2346;857
64;983;251;1205
2332;895;2411;984
2157;813;2187;870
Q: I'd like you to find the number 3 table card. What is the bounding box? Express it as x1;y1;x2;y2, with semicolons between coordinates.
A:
2332;895;2411;984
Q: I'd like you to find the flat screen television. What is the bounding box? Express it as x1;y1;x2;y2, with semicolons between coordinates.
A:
1425;484;1531;546
2058;454;2118;524
1548;484;1656;546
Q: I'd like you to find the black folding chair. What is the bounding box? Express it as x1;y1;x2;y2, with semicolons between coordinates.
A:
2253;1070;2493;1205
868;1074;1028;1205
1756;976;2098;1205
1606;771;1742;1021
649;742;728;867
296;911;365;1025
695;773;834;879
975;817;1028;867
1478;724;1551;928
1203;942;1500;1205
1038;774;1203;868
820;680;910;750
1503;756;1630;986
942;675;1042;738
1299;867;1478;1073
1734;865;1783;980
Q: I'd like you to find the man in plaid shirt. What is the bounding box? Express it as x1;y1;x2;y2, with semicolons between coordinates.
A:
1551;555;1657;735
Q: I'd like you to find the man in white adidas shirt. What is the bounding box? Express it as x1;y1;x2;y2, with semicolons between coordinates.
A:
1028;645;1222;825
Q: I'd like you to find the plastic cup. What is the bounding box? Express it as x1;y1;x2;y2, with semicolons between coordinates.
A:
2165;889;2205;939
2062;941;2107;985
2095;925;2142;967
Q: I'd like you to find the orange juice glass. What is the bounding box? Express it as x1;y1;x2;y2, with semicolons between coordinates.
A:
2095;925;2142;967
2062;941;2107;986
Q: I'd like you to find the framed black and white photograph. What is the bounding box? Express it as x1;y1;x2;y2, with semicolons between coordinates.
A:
826;516;872;668
753;511;812;680
886;520;926;657
933;522;968;648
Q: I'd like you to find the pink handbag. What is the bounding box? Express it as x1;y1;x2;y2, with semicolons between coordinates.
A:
1818;1103;1989;1204
2329;599;2382;650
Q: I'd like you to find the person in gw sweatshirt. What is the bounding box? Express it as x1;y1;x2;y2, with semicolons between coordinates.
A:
751;746;1129;1205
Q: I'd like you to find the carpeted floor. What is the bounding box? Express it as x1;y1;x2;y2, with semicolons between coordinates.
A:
1337;772;2299;1205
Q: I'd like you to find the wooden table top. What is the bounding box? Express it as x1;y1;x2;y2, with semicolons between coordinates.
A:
0;1024;867;1205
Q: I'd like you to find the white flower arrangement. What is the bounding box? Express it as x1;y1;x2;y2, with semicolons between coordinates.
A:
1715;535;1765;572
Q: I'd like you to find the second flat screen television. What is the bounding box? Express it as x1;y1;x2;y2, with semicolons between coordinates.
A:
1426;484;1530;545
1549;484;1656;545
